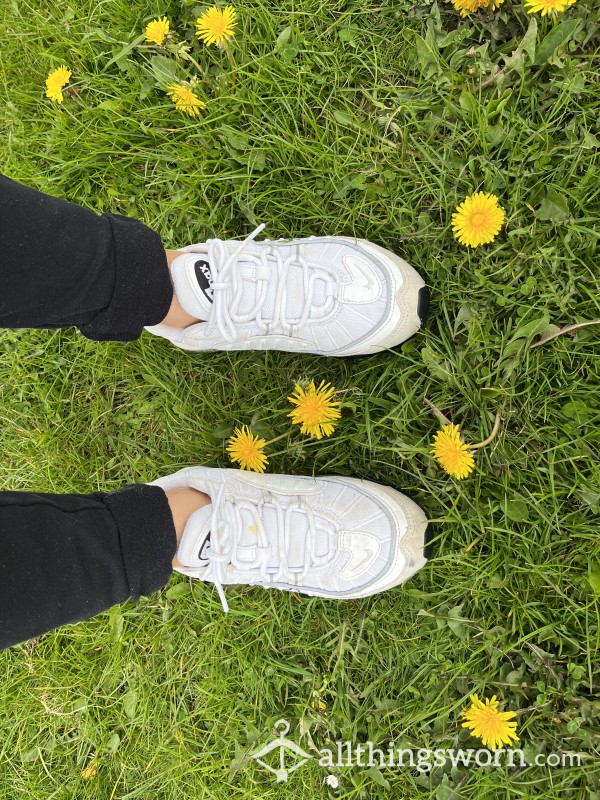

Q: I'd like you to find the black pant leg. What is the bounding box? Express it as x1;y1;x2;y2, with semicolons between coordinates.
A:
0;485;176;649
0;174;173;341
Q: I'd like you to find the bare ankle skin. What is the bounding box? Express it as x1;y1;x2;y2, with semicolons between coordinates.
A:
165;487;211;569
160;250;202;328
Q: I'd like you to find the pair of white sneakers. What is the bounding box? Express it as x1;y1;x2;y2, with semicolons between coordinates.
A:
146;228;432;610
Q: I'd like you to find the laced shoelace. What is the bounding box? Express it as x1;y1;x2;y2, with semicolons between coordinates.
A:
189;484;331;612
184;224;338;342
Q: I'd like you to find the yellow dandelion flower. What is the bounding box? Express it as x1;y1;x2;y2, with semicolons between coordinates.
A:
451;192;505;248
45;66;72;104
81;763;98;779
226;425;268;472
167;84;206;117
451;0;479;14
288;380;341;440
145;16;170;45
196;5;236;46
462;694;519;750
525;0;575;14
431;424;475;479
449;0;504;16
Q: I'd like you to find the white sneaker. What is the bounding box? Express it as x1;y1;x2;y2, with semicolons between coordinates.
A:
146;225;429;356
151;467;430;610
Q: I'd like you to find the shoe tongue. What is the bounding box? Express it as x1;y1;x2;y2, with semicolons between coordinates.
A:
171;253;214;321
193;258;214;304
177;504;212;568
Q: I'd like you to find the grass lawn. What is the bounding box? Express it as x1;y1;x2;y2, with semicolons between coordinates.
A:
1;0;599;797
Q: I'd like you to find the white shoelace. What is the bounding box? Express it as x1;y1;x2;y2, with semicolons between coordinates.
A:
184;224;338;341
193;484;330;612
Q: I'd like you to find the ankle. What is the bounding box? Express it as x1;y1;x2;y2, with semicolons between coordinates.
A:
165;487;211;568
160;250;203;328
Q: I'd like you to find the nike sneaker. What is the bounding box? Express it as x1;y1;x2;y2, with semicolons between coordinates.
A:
146;225;429;356
151;466;430;610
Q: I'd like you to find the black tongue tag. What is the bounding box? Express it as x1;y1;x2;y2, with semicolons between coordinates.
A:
194;260;214;304
198;531;211;562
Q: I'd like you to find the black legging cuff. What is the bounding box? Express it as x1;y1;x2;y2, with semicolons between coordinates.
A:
0;484;176;650
0;174;173;341
104;484;176;599
80;213;173;342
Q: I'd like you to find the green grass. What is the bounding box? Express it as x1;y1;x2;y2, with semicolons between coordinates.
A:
1;0;599;797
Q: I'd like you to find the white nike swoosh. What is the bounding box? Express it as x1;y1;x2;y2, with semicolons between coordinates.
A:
350;547;376;574
340;531;380;579
340;254;382;303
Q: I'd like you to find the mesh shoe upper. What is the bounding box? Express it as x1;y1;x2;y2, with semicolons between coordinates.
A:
182;234;389;352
